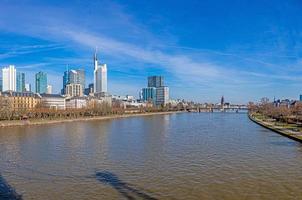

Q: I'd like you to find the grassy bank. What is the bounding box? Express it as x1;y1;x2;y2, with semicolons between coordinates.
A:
249;112;302;142
0;111;184;128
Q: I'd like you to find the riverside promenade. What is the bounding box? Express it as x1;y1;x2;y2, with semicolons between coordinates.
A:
249;113;302;143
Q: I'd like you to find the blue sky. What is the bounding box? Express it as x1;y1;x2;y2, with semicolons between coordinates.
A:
1;0;302;103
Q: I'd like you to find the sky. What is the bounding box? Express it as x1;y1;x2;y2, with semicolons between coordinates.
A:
1;0;302;103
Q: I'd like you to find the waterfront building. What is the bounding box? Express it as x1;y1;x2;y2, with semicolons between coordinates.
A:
16;72;25;92
142;87;157;104
62;69;85;95
2;65;16;91
66;96;87;109
84;83;94;96
25;83;31;92
47;85;52;94
65;83;83;97
40;94;65;110
0;91;41;111
35;72;47;94
148;76;164;88
155;86;169;106
94;51;107;94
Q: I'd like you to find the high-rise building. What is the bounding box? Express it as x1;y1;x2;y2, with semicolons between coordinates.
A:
155;86;169;106
16;72;25;92
65;83;83;97
35;71;47;94
47;85;52;94
2;65;16;91
143;75;169;106
62;69;85;95
84;83;94;95
142;87;157;104
25;83;31;92
0;77;2;92
148;76;164;88
94;51;107;94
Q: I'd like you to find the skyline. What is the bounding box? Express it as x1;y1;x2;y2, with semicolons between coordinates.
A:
1;0;302;103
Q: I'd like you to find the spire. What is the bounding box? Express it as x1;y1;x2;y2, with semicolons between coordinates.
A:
94;47;98;62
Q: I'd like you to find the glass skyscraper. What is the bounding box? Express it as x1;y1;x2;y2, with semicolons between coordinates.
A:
35;71;47;94
16;72;25;92
148;76;164;88
62;69;85;95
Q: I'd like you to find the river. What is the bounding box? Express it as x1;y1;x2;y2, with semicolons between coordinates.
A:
0;112;301;199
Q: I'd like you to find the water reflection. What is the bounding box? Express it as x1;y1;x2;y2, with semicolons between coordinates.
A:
96;171;158;200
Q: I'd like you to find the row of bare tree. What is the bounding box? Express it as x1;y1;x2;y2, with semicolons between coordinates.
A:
249;98;302;123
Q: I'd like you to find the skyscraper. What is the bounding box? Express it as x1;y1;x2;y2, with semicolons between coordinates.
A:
142;87;157;104
94;51;107;94
47;85;52;94
16;72;25;92
142;75;169;106
62;69;85;95
148;76;164;88
156;86;169;106
2;65;16;91
25;83;31;92
35;71;47;94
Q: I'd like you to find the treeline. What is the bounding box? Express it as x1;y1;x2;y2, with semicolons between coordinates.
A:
249;98;302;123
0;98;183;121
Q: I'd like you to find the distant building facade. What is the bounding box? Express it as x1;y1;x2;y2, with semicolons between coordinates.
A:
25;83;31;92
142;87;157;104
16;72;25;92
66;96;87;109
94;52;107;94
40;94;65;110
65;83;83;97
148;76;164;88
141;76;169;106
0;91;41;111
35;72;47;94
2;65;16;92
84;83;94;95
155;86;169;106
62;69;85;95
47;85;52;94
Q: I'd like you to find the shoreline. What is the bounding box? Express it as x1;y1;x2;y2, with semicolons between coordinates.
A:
0;111;185;128
248;113;302;143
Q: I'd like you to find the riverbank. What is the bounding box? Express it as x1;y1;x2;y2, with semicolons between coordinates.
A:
248;112;302;142
0;111;184;128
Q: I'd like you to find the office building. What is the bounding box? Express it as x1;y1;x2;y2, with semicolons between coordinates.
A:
25;83;31;92
84;83;94;95
94;51;107;93
62;69;85;95
16;72;25;92
47;85;52;94
65;83;83;97
35;72;47;94
2;65;16;91
148;76;164;88
155;86;169;106
0;77;2;92
142;87;157;104
300;95;302;102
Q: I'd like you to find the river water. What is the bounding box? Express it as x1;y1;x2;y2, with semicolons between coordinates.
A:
0;112;301;200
